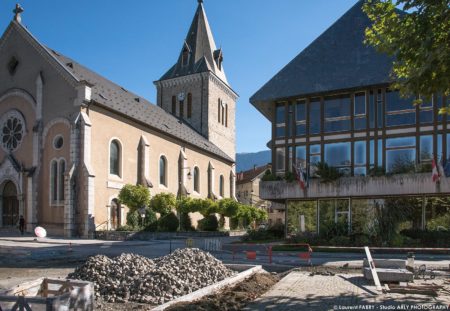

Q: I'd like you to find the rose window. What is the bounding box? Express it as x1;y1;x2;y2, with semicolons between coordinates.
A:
0;110;25;152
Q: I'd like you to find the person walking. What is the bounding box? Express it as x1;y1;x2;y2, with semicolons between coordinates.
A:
19;215;25;235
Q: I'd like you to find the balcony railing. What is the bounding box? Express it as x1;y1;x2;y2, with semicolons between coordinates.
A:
260;173;450;200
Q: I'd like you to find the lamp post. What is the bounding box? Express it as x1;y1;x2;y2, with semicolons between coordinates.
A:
138;206;146;227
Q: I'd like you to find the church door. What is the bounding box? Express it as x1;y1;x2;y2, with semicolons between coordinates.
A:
2;182;19;227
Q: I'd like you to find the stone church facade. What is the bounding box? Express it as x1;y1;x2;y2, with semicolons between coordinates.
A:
0;2;237;237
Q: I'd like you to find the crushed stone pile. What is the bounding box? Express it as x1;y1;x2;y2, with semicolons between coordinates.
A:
68;248;235;305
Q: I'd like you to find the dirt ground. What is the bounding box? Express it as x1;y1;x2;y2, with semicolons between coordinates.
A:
166;273;280;311
93;273;280;311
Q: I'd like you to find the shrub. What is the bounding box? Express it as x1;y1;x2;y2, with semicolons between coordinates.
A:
315;162;343;182
179;212;194;231
230;217;240;230
284;171;295;183
267;223;285;238
242;228;273;242
329;235;351;246
261;169;281;181
116;225;134;231
198;214;219;231
126;210;141;230
150;193;176;216
118;184;151;212
158;212;179;232
143;209;158;232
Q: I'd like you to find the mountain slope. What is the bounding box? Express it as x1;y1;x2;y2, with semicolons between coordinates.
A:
236;150;271;172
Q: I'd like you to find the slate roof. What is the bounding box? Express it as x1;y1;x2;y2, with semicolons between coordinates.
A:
157;1;228;85
250;1;396;120
236;164;271;185
49;51;233;162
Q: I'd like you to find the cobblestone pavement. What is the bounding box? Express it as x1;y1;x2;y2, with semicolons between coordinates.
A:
244;271;450;311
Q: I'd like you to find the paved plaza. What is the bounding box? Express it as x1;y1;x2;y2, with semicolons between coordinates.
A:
245;271;450;310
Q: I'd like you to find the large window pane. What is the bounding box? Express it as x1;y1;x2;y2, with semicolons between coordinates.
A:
354;117;366;130
377;91;383;128
447;135;450;161
276;103;285;124
287;201;317;235
309;99;321;135
386;112;416;127
325;95;350;118
325;142;350;167
354;92;366;115
370;140;375;166
386;136;415;148
438;134;442;159
295;146;306;167
352;199;377;235
369;91;375;128
296;124;306;136
425;197;450;231
378;139;383;167
319;200;349;236
354;141;366;165
386;91;414;112
420;135;433;161
310;144;321;154
275;126;285;138
296;100;306;121
354;167;367;176
420;109;433;123
325;119;350;132
386;149;415;173
276;147;286;172
287;103;294;137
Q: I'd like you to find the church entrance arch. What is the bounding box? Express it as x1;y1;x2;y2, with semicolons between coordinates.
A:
1;181;19;227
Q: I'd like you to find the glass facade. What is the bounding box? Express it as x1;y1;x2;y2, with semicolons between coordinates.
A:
272;87;447;175
287;197;450;237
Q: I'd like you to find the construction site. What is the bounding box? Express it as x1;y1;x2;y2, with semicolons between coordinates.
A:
0;236;449;311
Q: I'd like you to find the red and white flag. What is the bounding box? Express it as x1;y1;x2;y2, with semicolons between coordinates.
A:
432;158;440;183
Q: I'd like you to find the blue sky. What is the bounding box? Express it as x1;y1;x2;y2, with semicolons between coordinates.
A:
0;0;358;153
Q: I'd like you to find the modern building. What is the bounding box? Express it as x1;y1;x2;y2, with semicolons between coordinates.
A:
0;1;237;237
236;164;284;225
250;2;449;237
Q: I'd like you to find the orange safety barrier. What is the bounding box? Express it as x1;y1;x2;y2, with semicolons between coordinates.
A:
232;244;272;263
273;243;313;265
246;251;257;260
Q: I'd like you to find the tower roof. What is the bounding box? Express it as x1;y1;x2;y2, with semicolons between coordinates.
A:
250;1;398;120
158;1;228;84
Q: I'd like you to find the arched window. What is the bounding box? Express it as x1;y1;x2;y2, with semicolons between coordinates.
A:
50;160;58;202
219;175;224;197
50;158;66;204
179;100;184;117
193;166;200;193
225;104;228;127
110;140;121;176
59;160;66;201
159;156;167;186
187;93;192;119
172;96;176;114
218;99;221;123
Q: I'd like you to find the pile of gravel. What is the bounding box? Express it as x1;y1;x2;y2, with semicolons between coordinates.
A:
68;248;234;305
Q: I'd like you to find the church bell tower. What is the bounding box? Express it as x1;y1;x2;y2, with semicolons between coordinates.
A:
154;0;238;160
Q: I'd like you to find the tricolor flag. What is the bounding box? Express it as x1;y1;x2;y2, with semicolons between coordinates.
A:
432;158;440;183
293;163;307;190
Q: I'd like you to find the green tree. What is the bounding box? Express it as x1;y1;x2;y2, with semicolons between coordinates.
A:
150;193;176;215
363;0;450;102
118;184;151;212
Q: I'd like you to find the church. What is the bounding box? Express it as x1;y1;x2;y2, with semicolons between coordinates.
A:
0;1;238;237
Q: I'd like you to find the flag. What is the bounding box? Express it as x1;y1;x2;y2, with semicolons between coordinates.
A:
293;163;306;190
432;158;440;183
441;156;450;178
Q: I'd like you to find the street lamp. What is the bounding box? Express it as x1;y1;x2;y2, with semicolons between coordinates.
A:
138;205;147;227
